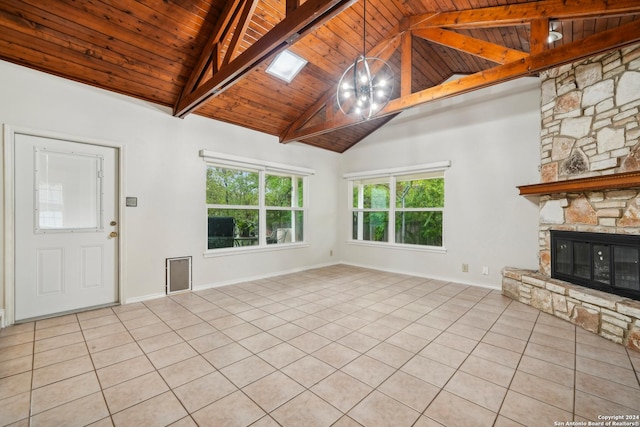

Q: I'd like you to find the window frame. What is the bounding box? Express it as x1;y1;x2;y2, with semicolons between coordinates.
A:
201;150;313;255
345;161;450;253
264;173;305;245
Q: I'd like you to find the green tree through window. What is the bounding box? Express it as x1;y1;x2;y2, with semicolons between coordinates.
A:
396;177;444;246
350;169;445;248
206;165;305;249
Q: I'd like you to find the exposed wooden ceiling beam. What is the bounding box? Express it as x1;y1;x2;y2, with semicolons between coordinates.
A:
221;0;259;67
529;18;550;56
286;0;302;16
174;0;356;118
401;31;412;97
412;28;528;64
410;0;640;29
281;18;640;143
175;0;244;107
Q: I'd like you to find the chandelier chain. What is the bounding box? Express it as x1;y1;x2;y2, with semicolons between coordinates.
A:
362;0;366;56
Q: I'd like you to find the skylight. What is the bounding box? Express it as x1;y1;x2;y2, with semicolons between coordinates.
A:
266;50;307;83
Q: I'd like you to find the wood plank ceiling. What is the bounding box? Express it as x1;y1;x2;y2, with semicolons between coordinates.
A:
1;0;640;152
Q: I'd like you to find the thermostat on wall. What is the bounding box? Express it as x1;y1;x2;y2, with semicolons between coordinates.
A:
126;197;137;207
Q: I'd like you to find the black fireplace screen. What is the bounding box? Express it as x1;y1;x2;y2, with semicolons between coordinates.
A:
551;230;640;300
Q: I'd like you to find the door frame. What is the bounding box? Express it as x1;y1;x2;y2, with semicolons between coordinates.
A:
3;124;125;325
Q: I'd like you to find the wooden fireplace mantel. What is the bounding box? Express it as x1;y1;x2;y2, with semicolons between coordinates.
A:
517;171;640;196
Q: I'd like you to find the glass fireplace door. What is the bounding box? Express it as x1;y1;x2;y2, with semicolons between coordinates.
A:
614;246;640;291
551;230;640;300
593;245;611;285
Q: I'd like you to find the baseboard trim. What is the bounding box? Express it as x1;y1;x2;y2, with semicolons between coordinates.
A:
122;261;341;303
339;261;501;291
193;261;339;291
123;292;166;305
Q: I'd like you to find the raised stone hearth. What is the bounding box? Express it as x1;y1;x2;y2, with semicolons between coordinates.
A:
502;267;640;352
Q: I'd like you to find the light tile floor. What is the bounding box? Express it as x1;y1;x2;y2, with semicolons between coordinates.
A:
1;265;640;426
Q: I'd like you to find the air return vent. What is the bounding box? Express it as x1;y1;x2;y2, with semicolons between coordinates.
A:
166;256;192;294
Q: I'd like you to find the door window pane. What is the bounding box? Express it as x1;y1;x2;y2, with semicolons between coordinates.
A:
36;150;102;231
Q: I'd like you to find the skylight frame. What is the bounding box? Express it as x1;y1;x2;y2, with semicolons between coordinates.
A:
266;50;308;83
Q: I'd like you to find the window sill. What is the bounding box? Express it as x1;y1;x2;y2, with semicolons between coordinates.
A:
203;242;309;258
346;240;447;254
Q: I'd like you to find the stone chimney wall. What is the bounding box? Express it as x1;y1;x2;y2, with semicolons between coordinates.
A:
538;44;640;275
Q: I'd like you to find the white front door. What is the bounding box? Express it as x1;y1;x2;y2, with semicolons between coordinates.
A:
14;133;119;321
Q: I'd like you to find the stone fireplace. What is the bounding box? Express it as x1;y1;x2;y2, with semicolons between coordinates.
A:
502;44;640;351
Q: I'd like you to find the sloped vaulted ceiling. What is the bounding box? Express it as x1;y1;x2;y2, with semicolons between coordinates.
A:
1;0;640;152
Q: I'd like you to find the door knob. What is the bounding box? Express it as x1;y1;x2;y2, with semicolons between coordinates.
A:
109;231;118;238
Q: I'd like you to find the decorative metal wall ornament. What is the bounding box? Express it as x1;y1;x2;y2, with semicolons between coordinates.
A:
337;0;393;120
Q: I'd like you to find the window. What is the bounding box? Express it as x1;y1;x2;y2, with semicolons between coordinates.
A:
206;167;259;249
265;174;304;245
347;162;448;250
395;173;444;246
202;151;312;251
351;178;390;242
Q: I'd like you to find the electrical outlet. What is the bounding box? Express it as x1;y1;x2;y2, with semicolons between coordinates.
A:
462;263;469;272
482;266;489;275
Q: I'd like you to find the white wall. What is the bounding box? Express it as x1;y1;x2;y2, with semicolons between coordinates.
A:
0;60;340;309
0;59;541;322
338;77;542;289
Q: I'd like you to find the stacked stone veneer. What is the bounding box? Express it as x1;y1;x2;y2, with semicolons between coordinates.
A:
537;44;640;274
502;44;640;351
503;267;640;351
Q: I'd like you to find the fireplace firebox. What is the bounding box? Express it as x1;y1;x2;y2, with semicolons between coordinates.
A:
551;230;640;300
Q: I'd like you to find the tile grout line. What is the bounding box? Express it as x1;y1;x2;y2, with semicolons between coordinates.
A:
6;266;638;426
177;274;449;425
140;297;223;425
79;312;117;426
132;300;197;426
157;291;307;425
198;278;516;425
491;305;541;427
412;289;529;427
